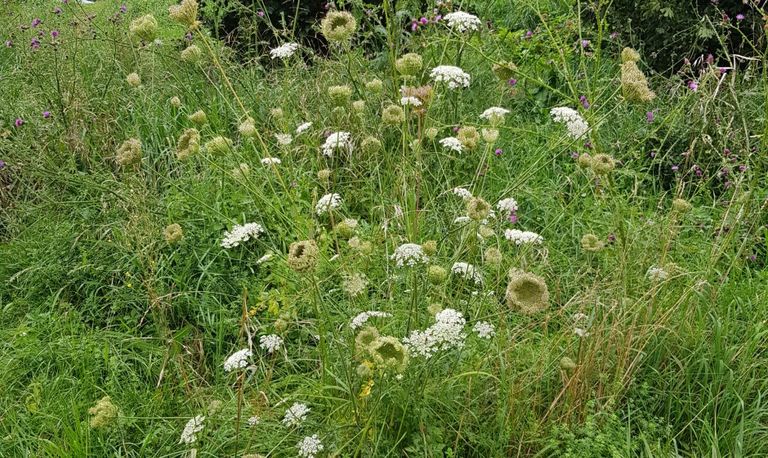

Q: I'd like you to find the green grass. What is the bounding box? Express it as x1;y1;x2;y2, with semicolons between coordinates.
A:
1;0;767;456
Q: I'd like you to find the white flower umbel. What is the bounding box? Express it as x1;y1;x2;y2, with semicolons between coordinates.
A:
224;348;252;372
275;133;293;146
247;415;260;427
269;42;299;59
316;193;342;215
504;229;544;245
179;415;205;444
646;265;669;281
403;308;467;358
295;122;312;135
350;311;392;330
259;334;283;354
451;262;483;284
261;157;281;165
297;434;324;458
400;96;422;107
480;106;510;122
221;222;265;249
453;216;471;224
444;11;482;32
430;65;471;89
282;402;310;427
550;106;589;139
452;187;473;200
439;137;463;153
391;243;429;268
473;321;496;339
321;131;353;157
497;197;518;216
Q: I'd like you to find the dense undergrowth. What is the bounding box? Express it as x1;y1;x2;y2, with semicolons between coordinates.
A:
1;0;767;457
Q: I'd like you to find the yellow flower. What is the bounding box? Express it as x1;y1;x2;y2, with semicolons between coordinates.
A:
358;379;374;399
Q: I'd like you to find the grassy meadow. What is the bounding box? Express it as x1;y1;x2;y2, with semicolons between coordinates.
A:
1;0;767;456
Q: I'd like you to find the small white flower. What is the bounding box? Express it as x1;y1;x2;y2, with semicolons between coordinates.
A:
297;434;324;458
550;106;589;139
316;193;342;215
451;262;483;284
282;402;310;427
261;157;281;165
224;348;252;372
350;311;392;330
275;133;293;146
256;252;273;264
221;222;264;249
296;122;313;135
259;334;283;354
504;229;544;245
247;416;260;427
179;415;205;444
473;321;495;339
321;131;353;157
400;96;422;107
391;243;429;268
439;137;463;153
270;42;299;59
444;11;482;32
430;65;471;89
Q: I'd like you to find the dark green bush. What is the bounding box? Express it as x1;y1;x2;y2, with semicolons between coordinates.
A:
600;0;765;73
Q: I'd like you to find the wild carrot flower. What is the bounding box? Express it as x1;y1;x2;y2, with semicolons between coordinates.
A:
223;348;252;372
259;334;283;353
316;193;342;215
179;415;205;444
88;396;118;428
282;402;310;427
350;311;391;330
504;229;543;245
451;262;483;284
443;11;481;32
321;132;353;157
321;11;357;43
221;222;264;248
270;42;299;59
129;14;158;41
403;308;466;358
297;434;323;458
169;0;200;30
550;107;589;139
391;243;428;267
430;65;471;89
473;321;495;339
440;137;463;153
287;240;320;272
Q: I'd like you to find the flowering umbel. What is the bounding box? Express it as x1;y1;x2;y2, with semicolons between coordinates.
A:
116;138;142;167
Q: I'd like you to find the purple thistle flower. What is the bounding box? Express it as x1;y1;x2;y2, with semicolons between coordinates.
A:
51;30;59;39
43;111;51;118
581;39;590;48
508;78;517;86
524;30;533;39
419;17;428;25
257;10;264;17
646;111;655;123
4;40;12;48
736;14;745;21
738;164;747;173
495;148;503;156
32;18;42;28
14;118;24;128
30;38;40;49
508;213;518;224
579;95;590;109
570;151;579;159
120;4;127;13
688;80;699;91
54;7;62;14
411;21;418;31
0;160;5;169
671;165;679;172
607;234;616;243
